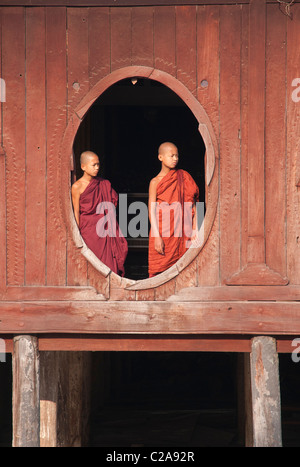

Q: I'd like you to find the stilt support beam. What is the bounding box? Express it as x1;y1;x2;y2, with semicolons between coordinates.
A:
247;336;282;447
12;335;40;447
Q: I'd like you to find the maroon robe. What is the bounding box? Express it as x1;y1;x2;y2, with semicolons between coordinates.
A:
79;177;128;276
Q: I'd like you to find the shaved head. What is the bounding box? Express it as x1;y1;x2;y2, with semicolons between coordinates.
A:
158;142;177;156
80;150;98;165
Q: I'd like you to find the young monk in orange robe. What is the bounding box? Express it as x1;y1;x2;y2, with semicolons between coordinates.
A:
148;142;199;277
71;151;128;276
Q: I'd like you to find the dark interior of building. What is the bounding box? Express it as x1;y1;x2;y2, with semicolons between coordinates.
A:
1;351;300;447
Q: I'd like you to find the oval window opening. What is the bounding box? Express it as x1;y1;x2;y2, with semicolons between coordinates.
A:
72;78;206;281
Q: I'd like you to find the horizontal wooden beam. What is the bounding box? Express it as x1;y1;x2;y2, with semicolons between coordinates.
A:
2;334;298;353
0;0;253;5
1;300;300;335
0;0;295;5
168;285;300;302
0;286;106;301
1;284;300;302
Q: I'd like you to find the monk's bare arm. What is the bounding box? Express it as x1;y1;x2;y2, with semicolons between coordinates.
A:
71;183;81;226
148;177;165;255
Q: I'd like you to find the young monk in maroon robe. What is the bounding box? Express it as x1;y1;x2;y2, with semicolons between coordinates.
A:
148;142;199;277
71;151;128;276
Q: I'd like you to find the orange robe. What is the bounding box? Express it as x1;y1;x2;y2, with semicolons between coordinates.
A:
148;169;199;277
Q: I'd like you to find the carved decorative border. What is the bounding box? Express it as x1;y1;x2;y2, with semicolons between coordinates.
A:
58;66;219;290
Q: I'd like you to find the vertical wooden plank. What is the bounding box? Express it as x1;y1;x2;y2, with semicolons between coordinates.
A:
286;4;300;284
67;7;89;106
40;351;91;448
46;7;68;285
132;6;153;67
154;6;176;76
196;5;220;285
2;7;26;286
40;351;58;447
25;7;46;285
227;0;287;285
0;148;5;290
219;5;241;283
176;5;197;94
13;335;40;447
247;0;266;263
0;8;6;290
110;7;132;71
240;4;249;268
66;7;89;286
88;7;110;87
249;336;282;447
197;5;219;136
265;4;286;277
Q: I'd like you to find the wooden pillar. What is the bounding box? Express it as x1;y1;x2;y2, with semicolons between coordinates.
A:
40;351;91;447
245;336;282;447
12;335;40;447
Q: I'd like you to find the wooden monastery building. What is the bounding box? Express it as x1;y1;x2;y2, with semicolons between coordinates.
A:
0;0;300;447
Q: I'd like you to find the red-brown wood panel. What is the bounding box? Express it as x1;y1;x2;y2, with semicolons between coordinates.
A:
25;7;46;285
0;146;5;289
2;7;26;286
265;4;286;278
88;7;110;87
246;0;265;263
219;5;241;283
176;5;197;95
66;7;89;286
240;4;249;269
67;7;89;107
46;7;68;285
196;4;220;286
0;8;6;291
286;3;300;285
154;6;176;75
110;7;132;71
132;6;154;67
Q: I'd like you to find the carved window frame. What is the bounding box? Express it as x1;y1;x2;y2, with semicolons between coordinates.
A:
59;66;219;290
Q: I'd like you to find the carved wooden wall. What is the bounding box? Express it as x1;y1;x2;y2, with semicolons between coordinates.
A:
0;1;299;310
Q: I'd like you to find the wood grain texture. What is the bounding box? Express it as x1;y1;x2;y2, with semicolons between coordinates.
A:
132;6;154;67
66;8;89;286
247;0;265;257
2;8;26;286
88;7;110;87
46;7;68;285
154;6;176;75
219;5;241;283
25;7;47;285
12;335;40;447
176;5;197;95
110;7;132;70
265;4;287;278
286;4;300;285
0;4;298;311
248;337;282;447
2;300;300;335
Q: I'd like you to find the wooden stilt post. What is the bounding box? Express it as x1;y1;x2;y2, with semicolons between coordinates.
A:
246;336;282;447
12;335;40;447
39;351;59;447
40;351;91;447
